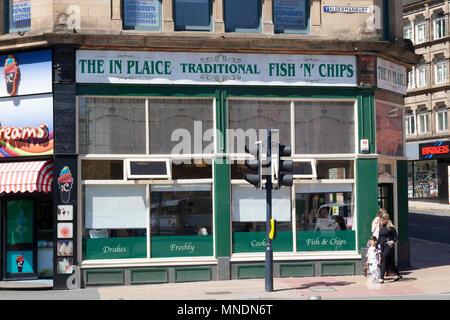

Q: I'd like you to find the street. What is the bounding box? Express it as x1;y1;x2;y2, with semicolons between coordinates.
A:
409;211;450;245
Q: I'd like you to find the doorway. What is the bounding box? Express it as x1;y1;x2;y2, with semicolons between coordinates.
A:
378;183;394;222
2;198;38;280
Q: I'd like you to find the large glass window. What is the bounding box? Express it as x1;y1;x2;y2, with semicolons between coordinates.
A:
295;184;355;251
228;100;291;153
6;0;31;33
274;0;309;34
375;102;403;156
79;97;214;155
231;185;292;253
409;160;438;199
224;0;261;32
295;101;355;154
82;185;148;260
174;0;212;31
123;0;161;30
150;184;213;257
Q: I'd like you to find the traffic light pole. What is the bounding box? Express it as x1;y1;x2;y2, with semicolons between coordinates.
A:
265;129;273;292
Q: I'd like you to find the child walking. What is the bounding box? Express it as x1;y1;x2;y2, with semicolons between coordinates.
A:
365;236;382;283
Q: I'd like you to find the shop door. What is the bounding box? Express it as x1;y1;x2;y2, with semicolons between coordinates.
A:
2;199;37;280
378;183;394;223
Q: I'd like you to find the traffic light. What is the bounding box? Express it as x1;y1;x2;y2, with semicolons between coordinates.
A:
277;143;293;188
244;141;262;190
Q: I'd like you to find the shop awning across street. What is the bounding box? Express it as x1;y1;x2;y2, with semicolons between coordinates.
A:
0;160;53;193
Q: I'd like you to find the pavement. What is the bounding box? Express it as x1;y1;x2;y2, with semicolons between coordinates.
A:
0;201;449;301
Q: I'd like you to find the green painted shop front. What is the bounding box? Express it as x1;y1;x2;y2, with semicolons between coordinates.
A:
75;51;409;286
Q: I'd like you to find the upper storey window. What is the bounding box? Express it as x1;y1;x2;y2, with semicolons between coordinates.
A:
174;0;212;31
6;0;31;33
415;18;426;44
123;0;162;31
434;13;446;40
274;0;309;34
224;0;261;33
404;22;414;43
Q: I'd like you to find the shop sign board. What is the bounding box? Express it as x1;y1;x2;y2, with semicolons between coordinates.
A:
0;49;53;158
232;231;293;253
377;57;407;95
324;6;371;14
76;50;357;87
419;141;450;160
297;230;356;251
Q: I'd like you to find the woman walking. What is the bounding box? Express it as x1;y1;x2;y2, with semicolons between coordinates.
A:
376;212;402;283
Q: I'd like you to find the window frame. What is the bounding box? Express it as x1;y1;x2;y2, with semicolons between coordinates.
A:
417;111;429;134
408;68;415;89
5;0;31;34
223;0;262;33
173;0;213;31
405;111;416;136
433;14;446;40
436;107;448;132
404;21;414;42
122;0;162;31
415;19;426;44
273;0;310;35
417;65;427;88
434;59;447;85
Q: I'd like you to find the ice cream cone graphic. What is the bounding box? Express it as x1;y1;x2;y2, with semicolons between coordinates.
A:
16;254;24;272
58;166;73;204
3;55;20;96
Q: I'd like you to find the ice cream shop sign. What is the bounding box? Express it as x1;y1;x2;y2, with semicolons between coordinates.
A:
76;50;357;86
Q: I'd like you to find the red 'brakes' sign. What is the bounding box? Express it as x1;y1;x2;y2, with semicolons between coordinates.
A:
422;145;450;155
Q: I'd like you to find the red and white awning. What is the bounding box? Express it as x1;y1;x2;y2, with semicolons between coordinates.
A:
0;160;53;193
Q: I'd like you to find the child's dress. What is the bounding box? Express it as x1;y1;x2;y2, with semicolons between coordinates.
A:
367;246;381;281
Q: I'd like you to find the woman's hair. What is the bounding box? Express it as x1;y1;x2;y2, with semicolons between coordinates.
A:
377;208;387;217
380;212;395;228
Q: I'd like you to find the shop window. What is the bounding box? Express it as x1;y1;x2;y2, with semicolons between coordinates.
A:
434;13;446;40
174;0;212;31
172;162;212;179
78;97;214;156
126;159;171;179
418;111;429;134
6;0;31;33
274;0;309;34
375;102;403;156
293;160;316;178
231;185;292;253
228;100;291;154
123;0;161;31
224;0;261;32
150;184;213;258
315;160;353;179
81;160;124;180
82;185;148;260
79;97;146;154
405;110;416;135
436;107;448;132
410;160;438;198
294;101;355;154
148;98;214;155
295;184;355;251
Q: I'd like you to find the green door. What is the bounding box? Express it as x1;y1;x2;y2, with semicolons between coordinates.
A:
378;183;394;223
3;199;37;280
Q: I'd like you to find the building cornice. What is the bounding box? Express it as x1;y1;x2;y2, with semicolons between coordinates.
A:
0;32;422;66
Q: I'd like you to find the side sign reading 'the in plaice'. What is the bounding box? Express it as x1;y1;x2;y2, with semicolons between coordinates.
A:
76;50;357;87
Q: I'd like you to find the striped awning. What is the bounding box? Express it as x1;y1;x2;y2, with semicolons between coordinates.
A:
0;160;53;193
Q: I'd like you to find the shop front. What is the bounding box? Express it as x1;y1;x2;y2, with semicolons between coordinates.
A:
406;140;450;203
0;49;55;281
70;49;409;287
